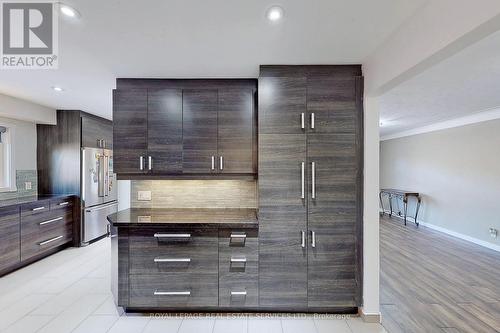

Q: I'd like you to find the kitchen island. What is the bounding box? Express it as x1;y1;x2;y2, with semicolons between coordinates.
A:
107;208;258;312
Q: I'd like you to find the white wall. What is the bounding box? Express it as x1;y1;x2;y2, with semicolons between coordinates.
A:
0;93;56;124
380;119;500;250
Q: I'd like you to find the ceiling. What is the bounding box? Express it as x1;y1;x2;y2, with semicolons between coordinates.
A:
379;29;500;137
0;0;427;120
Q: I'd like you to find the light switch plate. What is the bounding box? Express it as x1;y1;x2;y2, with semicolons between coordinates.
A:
138;191;151;201
24;182;32;190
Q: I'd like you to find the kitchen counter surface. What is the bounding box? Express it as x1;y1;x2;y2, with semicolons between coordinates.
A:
0;194;75;209
107;208;258;229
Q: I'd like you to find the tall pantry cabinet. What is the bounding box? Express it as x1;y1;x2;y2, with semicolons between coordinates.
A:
258;65;363;310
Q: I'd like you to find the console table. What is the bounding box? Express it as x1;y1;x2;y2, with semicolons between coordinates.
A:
380;189;421;226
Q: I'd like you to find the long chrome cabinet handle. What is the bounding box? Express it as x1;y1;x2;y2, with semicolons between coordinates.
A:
211;156;215;170
154;258;191;263
301;162;305;199
32;206;45;211
301;230;306;248
148;156;152;170
219;156;224;170
301;113;305;129
139;156;144;171
311;113;315;129
311;162;316;199
231;291;247;296
154;233;191;238
39;217;63;226
230;233;246;239
230;257;247;263
154;290;191;296
311;231;316;248
58;201;69;206
39;235;63;246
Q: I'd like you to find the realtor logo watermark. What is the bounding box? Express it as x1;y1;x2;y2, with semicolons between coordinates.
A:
1;1;58;69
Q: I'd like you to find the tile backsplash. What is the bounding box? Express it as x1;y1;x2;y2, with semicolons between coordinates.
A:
0;170;37;200
131;180;257;209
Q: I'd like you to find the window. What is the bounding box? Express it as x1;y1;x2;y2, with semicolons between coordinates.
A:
0;125;14;191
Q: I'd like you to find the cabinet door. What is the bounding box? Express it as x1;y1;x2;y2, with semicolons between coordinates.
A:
148;89;183;174
258;134;307;308
182;90;218;173
218;89;255;174
0;206;20;273
259;77;306;134
307;132;361;308
306;76;358;134
81;116;113;149
113;89;148;174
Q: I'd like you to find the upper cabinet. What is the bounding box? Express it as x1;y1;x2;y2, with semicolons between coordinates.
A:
81;115;113;149
113;80;257;178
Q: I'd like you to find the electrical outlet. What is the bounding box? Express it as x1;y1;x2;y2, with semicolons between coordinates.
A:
137;191;151;201
24;182;32;190
489;228;498;239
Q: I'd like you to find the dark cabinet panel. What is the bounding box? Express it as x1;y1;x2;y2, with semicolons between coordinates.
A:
113;89;148;174
81;116;113;149
0;207;20;273
258;76;306;134
258;134;307;307
148;89;183;174
306;77;358;134
218;90;255;174
182;90;218;173
307;133;360;307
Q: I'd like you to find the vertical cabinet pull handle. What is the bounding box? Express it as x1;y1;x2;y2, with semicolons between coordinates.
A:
301;162;305;199
211;156;215;170
311;231;316;248
311;113;315;129
139;156;144;171
301;113;305;129
311;162;316;199
148;156;152;170
220;156;224;170
301;230;305;248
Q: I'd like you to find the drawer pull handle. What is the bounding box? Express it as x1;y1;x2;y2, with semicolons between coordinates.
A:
230;233;246;239
39;235;63;246
230;257;247;263
39;217;63;226
32;206;45;211
230;291;247;296
154;258;191;263
58;202;69;206
153;290;191;296
154;233;191;238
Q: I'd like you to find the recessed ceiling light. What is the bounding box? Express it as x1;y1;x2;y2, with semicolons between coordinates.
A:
59;3;80;18
266;6;284;22
52;86;64;92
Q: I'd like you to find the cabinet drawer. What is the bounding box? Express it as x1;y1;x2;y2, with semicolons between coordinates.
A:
50;197;73;211
21;222;73;261
218;229;259;307
129;273;218;308
20;200;50;216
21;210;73;236
129;228;218;275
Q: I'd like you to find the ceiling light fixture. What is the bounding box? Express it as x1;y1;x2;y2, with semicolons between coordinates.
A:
59;3;80;19
266;6;284;22
52;86;64;92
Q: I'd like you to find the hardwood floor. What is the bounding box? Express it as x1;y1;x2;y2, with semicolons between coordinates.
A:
380;216;500;333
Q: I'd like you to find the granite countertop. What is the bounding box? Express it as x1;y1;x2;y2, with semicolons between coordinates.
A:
0;194;74;208
107;208;258;229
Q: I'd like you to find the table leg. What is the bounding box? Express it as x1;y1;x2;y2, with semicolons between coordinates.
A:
414;197;421;227
389;195;393;218
403;198;408;226
380;192;385;216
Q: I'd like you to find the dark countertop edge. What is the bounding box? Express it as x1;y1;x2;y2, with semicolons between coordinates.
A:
0;194;76;209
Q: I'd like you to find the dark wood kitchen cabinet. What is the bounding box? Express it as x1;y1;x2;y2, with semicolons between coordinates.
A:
113;89;148;174
81;115;113;149
258;65;363;311
113;79;257;178
182;90;218;174
0;206;20;273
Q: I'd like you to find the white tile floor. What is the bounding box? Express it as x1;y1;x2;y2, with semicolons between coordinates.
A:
0;238;387;333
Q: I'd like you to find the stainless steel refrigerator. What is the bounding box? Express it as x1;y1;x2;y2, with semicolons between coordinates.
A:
81;147;117;245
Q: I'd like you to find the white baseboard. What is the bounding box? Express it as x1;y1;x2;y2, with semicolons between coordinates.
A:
381;210;500;252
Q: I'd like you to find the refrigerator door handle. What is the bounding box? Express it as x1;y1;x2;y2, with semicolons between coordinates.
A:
104;155;109;197
97;155;105;197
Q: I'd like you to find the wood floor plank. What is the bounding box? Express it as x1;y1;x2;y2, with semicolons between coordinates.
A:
380;216;500;333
